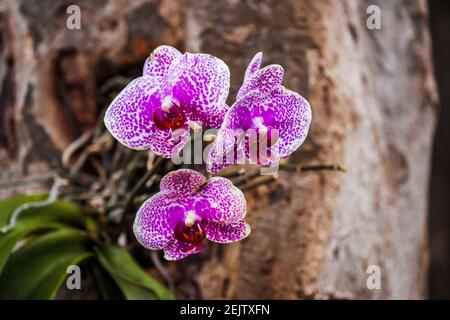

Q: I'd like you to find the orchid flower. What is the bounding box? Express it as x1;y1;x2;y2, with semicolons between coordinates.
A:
104;45;230;158
207;52;312;173
133;169;250;260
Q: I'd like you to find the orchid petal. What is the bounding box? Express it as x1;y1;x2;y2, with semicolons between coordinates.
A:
149;124;191;158
259;86;312;157
203;220;250;243
163;239;205;261
143;45;182;80
244;52;263;81
160;169;207;196
170;53;230;128
133;193;185;250
206;127;246;174
206;92;260;173
197;177;246;223
104;77;160;150
237;64;284;101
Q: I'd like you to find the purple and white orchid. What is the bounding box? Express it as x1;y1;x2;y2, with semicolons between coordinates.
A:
103;46;315;260
133;169;250;260
207;52;312;173
104;45;230;158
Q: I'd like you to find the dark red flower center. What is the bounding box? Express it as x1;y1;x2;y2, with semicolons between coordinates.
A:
174;220;206;244
153;101;186;130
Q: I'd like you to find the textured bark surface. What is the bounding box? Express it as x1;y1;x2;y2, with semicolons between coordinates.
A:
0;0;184;195
0;0;438;299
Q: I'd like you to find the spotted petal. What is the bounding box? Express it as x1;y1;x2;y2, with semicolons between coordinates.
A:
203;220;250;243
202;103;229;128
170;53;230;128
261;86;312;157
237;64;284;101
149;123;191;158
197;177;246;223
206;127;246;174
133;193;185;250
238;87;310;162
104;77;161;150
206;149;232;174
143;45;182;81
244;52;263;81
163;239;205;261
160;169;207;196
206;92;260;173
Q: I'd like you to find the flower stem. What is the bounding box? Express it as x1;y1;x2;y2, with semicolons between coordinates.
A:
217;167;245;178
279;163;347;173
232;169;262;186
238;163;346;191
239;175;277;191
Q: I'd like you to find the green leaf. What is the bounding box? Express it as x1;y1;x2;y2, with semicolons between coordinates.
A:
0;194;85;274
95;244;174;300
90;262;125;300
0;229;92;299
27;252;92;299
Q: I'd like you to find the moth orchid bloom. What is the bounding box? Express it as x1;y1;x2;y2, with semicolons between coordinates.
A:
133;169;250;260
207;52;312;173
104;45;230;158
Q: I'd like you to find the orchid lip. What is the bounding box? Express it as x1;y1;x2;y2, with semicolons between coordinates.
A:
174;220;206;244
153;99;186;130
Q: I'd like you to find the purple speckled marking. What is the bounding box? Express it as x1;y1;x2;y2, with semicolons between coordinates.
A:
133;169;249;261
105;46;231;157
197;177;247;223
163;239;205;261
244;52;263;81
207;53;312;173
202;220;250;243
104;77;161;150
160;169;207;196
206;127;242;174
169;53;230;128
143;45;181;80
237;64;284;101
133;193;186;250
150;125;191;158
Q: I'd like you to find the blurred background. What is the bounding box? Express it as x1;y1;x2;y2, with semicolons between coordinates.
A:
0;0;448;299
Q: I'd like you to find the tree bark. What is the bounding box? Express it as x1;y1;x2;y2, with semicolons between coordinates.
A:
0;0;437;299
